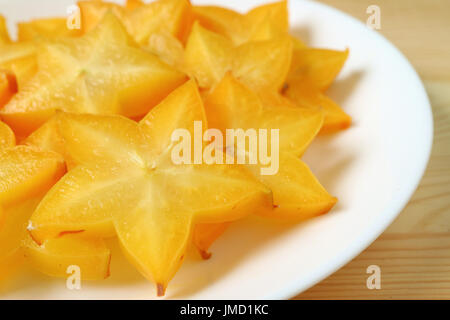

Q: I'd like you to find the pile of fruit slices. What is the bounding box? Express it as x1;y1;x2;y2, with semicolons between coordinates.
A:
0;0;351;296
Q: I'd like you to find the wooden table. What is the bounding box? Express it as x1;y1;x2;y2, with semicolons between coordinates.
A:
295;0;450;300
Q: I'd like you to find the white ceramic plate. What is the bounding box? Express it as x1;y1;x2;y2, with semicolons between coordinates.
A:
0;0;433;299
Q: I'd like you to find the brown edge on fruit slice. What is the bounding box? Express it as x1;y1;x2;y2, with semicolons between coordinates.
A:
105;253;112;279
28;229;43;246
58;230;85;238
199;249;211;260
157;283;166;297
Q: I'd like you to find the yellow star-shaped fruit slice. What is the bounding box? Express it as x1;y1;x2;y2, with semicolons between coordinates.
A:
18;18;82;42
0;144;65;209
0;195;111;282
193;0;288;45
205;73;324;157
283;47;351;133
0;12;186;136
194;74;337;256
29;80;272;295
287;47;349;91
284;78;352;133
78;0;192;45
190;1;350;133
183;21;292;91
1;122;108;281
0;18;37;90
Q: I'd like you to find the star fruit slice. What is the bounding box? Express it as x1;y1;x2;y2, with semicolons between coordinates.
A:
18;18;82;41
0;145;66;208
195;151;338;255
79;0;192;45
287;47;349;91
23;234;111;280
0;198;41;280
184;21;292;91
284;78;352;133
0;18;35;87
193;0;288;45
0;12;186;136
193;5;246;45
183;21;233;89
24;115;76;169
0;196;111;281
29;80;272;295
143;31;185;70
194;75;336;255
244;0;289;42
204;73;324;157
0;39;37;87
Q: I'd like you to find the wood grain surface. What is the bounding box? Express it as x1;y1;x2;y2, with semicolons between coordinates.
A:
295;0;450;300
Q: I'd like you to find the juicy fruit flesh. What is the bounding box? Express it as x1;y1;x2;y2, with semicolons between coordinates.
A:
183;22;293;91
0;0;350;296
79;0;193;45
0;121;15;148
23;234;111;280
0;146;66;207
204;74;324;157
0;13;186;136
18;18;82;41
288;48;349;91
193;0;288;45
284;78;352;133
0;198;41;262
29;81;272;295
0;196;111;281
193;75;337;253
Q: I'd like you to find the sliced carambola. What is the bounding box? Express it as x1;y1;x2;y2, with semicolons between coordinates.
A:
0;40;37;88
23;234;111;280
144;31;185;70
24;115;80;170
194;75;336;253
193;0;289;44
244;0;289;42
288;48;349;91
0;197;111;281
79;0;192;44
0;146;65;207
126;0;193;44
183;22;233;89
194;152;337;255
29;81;272;295
284;78;351;133
0;198;41;280
204;73;323;157
0;13;186;136
184;22;293;91
192;5;246;45
232;35;292;92
18;18;82;41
